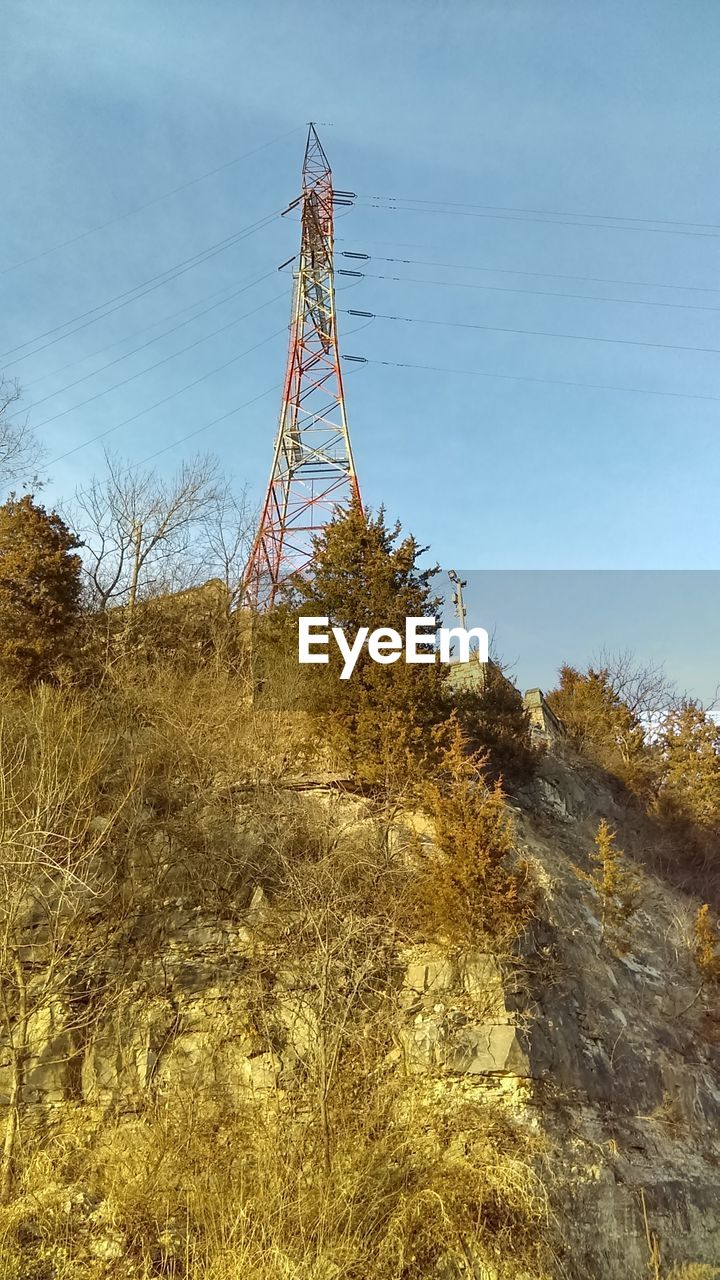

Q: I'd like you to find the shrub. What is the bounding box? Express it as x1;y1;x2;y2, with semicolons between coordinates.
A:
657;701;720;832
692;904;720;983
590;819;641;949
413;721;534;946
665;1266;720;1279
547;663;657;796
0;494;82;686
293;499;448;788
0;1084;554;1280
453;658;540;785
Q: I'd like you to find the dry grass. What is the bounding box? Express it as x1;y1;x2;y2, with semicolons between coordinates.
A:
0;1084;555;1280
0;665;557;1279
665;1267;720;1280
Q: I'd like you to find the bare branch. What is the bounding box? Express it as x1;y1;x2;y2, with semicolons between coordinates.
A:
70;450;225;611
195;482;256;610
0;378;43;495
593;648;676;733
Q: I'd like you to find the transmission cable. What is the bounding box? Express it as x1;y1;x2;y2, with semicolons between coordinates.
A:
135;357;364;470
340;301;720;357
349;256;720;313
47;326;286;465
364;193;720;232
360;197;720;240
28;277;259;388
28;268;280;410
135;383;281;469
2;124;303;275
35;291;286;429
2;207;282;364
338;236;720;295
346;352;720;405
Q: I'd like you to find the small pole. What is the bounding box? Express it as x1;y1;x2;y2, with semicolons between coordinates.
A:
448;569;467;628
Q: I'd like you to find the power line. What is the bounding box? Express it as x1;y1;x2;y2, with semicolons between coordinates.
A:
80;367;372;486
361;196;720;240
342;302;720;357
352;256;720;313
28;269;280;411
339;235;720;295
35;292;286;429
364;193;720;232
47;326;286;465
2;208;282;365
28;278;259;388
140;358;363;473
135;384;281;468
347;352;720;406
2;125;303;275
3;211;280;365
68;380;281;505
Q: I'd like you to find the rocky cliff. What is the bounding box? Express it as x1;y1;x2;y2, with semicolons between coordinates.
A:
2;739;719;1279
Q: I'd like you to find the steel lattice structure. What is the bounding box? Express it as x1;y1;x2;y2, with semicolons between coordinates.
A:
243;124;361;608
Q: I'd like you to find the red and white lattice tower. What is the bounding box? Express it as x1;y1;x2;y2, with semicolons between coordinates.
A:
243;124;361;608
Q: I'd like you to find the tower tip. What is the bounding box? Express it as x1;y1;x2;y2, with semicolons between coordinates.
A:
303;122;331;175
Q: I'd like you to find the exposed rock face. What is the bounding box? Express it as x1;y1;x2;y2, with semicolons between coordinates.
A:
516;753;720;1277
398;947;530;1076
2;750;719;1278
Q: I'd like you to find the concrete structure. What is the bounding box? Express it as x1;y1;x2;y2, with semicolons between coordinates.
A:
523;687;565;739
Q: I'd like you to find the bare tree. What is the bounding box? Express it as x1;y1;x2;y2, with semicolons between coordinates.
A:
593;648;676;735
72;450;222;614
196;482;256;612
0;377;42;495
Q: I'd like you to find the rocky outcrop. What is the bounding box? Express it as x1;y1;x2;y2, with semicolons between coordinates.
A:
2;752;719;1278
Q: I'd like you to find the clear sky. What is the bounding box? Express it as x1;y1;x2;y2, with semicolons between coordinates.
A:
2;0;720;594
444;571;720;706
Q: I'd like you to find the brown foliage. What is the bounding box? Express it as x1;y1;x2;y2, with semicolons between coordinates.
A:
453;658;540;786
693;904;720;983
657;701;720;833
0;494;82;686
547;663;658;796
589;819;641;950
413;721;534;946
0;676;552;1278
291;499;448;787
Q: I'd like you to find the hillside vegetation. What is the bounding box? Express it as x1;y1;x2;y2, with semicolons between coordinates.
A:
0;478;718;1279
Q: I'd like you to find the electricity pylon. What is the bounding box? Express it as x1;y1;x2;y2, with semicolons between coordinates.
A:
243;124;361;608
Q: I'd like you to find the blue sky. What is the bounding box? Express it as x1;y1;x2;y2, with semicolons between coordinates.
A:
2;0;720;597
445;571;720;705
